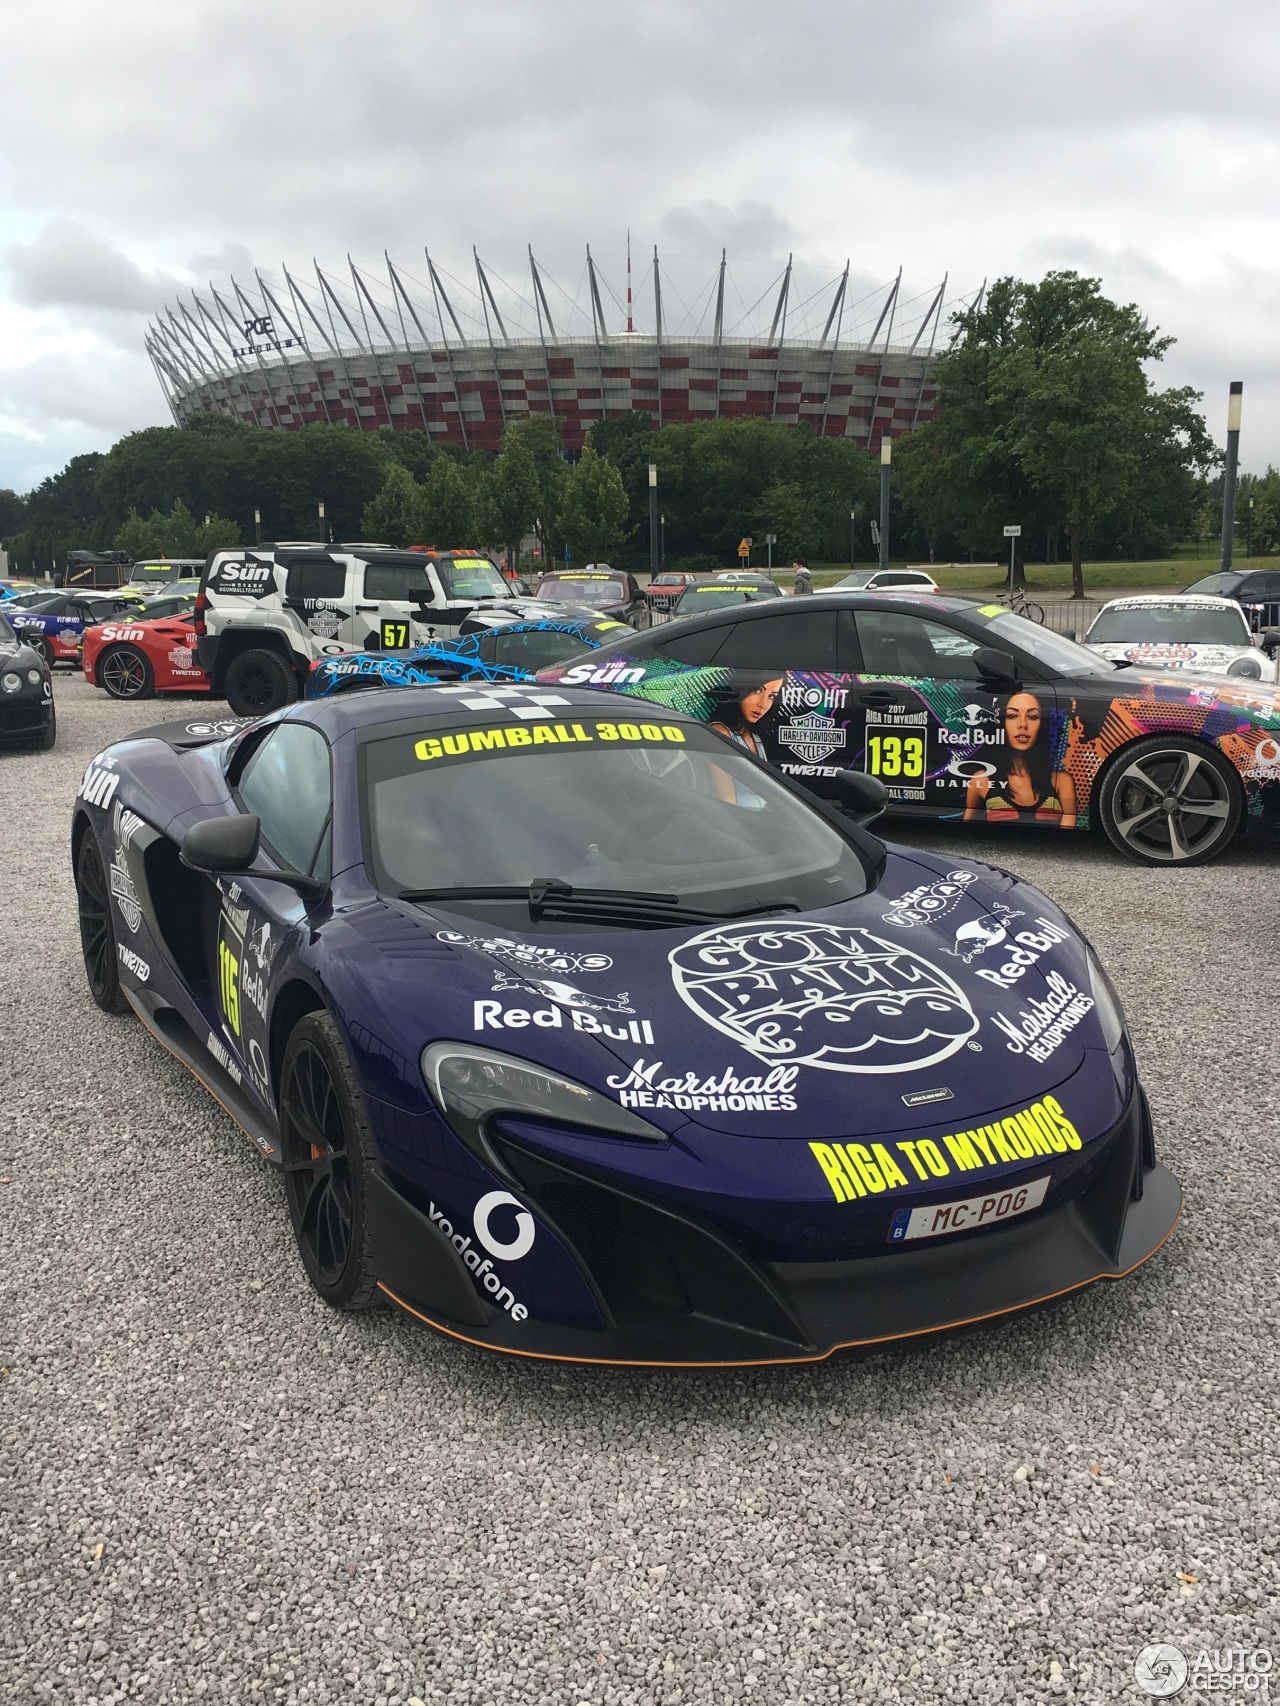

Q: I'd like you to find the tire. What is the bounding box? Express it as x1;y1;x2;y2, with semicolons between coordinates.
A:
75;827;129;1014
1022;601;1046;625
224;648;298;717
99;644;154;700
31;700;56;751
278;1011;380;1310
1098;735;1243;866
27;634;52;667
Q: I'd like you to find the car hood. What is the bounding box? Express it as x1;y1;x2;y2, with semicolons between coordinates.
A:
355;845;1120;1148
1087;640;1267;677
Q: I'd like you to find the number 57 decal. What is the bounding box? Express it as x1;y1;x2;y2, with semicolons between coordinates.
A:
381;620;410;649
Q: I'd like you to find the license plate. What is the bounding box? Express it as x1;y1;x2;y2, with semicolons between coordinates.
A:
888;1175;1050;1243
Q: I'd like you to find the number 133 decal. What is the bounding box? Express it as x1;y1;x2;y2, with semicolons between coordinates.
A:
865;733;925;779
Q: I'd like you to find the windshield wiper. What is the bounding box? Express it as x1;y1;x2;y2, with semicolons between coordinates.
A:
398;877;801;927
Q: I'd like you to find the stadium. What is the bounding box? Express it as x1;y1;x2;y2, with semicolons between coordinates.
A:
146;247;963;454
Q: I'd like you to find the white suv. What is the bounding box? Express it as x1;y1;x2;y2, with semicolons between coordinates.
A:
196;545;544;715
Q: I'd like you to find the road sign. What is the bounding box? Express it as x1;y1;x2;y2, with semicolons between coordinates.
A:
737;538;751;559
764;533;777;545
1003;525;1022;537
870;520;881;546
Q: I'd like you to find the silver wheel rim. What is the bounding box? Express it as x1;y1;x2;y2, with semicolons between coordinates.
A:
1110;748;1232;862
102;648;146;697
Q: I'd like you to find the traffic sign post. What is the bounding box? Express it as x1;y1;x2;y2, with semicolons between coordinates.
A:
764;532;777;569
737;536;751;565
1004;524;1021;595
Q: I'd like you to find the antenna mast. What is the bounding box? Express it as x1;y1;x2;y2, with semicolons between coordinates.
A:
626;230;633;332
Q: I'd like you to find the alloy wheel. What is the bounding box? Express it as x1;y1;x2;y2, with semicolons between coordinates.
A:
101;647;148;698
281;1040;354;1286
1109;747;1233;863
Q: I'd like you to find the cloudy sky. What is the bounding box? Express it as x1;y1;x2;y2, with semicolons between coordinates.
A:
1;0;1277;491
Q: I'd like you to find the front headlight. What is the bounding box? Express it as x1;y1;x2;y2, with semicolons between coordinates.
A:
26;669;41;685
1;673;20;693
1228;655;1263;678
421;1041;667;1160
1086;949;1127;1053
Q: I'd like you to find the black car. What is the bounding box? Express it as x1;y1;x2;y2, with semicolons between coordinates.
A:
1185;568;1280;632
0;608;56;749
533;570;649;627
540;590;1280;866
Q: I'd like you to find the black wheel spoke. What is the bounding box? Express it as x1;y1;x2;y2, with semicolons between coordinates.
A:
281;1034;354;1287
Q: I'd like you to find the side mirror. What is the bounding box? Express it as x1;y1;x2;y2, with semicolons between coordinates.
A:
974;646;1019;688
181;814;325;897
1062;628;1077;643
794;768;888;827
1260;628;1280;657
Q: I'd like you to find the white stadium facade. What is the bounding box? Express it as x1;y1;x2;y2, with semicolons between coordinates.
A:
146;248;961;455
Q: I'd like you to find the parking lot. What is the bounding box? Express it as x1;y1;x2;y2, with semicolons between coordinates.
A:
3;672;1278;1705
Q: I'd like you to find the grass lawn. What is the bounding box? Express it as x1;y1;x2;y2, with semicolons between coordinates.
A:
808;552;1235;594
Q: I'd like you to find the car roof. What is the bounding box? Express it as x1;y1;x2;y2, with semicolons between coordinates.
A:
300;679;697;743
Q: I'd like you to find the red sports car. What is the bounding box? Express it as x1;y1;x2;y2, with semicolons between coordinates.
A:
82;608;211;699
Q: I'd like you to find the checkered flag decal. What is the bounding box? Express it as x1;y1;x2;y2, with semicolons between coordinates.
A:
431;683;575;720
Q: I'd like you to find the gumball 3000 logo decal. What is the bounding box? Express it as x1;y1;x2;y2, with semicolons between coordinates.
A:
668;923;978;1075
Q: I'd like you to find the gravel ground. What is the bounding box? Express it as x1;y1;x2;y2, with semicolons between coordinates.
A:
3;674;1277;1706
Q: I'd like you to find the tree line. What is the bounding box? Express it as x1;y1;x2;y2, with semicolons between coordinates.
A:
0;271;1225;586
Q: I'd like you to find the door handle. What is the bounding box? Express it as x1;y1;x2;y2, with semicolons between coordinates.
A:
857;690;900;708
356;604;378;613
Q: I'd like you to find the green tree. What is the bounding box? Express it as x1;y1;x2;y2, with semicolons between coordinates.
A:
475;424;540;573
504;416;568;565
361;462;422;547
416;453;476;546
560;443;629;563
748;481;821;563
114;500;239;557
0;489;27;539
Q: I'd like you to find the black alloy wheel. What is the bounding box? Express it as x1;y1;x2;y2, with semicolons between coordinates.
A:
99;644;154;700
28;634;53;667
1098;735;1243;866
75;829;128;1013
224;649;297;717
279;1012;379;1309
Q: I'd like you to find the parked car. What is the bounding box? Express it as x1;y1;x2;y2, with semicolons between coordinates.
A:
832;569;941;594
306;614;629;698
195;545;548;716
645;571;699;612
1082;594;1279;682
72;681;1178;1363
82;599;209;700
125;558;205;593
538;589;1280;866
533;569;649;628
671;578;783;616
7;589;149;666
0;606;56;747
1184;568;1280;630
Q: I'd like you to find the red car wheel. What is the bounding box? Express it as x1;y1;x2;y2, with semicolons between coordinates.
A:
99;644;155;700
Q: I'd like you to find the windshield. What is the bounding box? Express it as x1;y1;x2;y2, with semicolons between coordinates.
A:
983;610;1115;674
1086;603;1248;645
6;593;57;611
129;563;177;583
1185;573;1244;596
436;555;508;599
365;715;869;926
674;585;780;613
538;578;623;607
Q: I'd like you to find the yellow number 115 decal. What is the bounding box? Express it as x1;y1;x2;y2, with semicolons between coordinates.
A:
865;733;925;780
219;939;241;1036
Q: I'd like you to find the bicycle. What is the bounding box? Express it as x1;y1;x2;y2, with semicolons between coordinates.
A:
1001;585;1046;624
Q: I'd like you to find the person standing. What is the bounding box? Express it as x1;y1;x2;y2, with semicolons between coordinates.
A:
792;558;813;595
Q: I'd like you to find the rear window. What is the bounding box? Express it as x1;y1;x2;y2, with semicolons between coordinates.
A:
364;562;432;601
285;562;346;601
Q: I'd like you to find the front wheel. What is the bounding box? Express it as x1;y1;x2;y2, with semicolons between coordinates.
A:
279;1012;380;1310
1097;736;1243;865
224;648;298;717
99;644;155;700
75;827;128;1013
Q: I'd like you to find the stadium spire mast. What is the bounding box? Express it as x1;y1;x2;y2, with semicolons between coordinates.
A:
626;230;633;333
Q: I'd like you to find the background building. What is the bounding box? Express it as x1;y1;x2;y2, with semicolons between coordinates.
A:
147;248;960;454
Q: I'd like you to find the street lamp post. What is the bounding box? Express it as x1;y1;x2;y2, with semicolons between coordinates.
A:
1221;382;1243;573
1247;497;1254;558
849;509;856;573
254;506;262;546
878;439;891;572
660;512;666;572
648;463;659;581
318;499;327;544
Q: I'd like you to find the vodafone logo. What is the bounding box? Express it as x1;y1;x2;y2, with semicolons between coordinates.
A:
473;1190;536;1260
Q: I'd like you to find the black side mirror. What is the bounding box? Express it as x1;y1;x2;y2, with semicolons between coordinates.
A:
794;768;888;826
181;815;325;896
1260;628;1280;657
974;646;1020;688
1062;628;1077;643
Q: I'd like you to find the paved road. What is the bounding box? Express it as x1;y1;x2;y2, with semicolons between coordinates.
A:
4;676;1277;1705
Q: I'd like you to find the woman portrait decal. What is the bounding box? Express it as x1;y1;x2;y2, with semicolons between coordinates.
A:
708;673;784;759
964;690;1077;827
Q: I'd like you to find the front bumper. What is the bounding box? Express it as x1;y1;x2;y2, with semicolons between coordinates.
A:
371;1089;1181;1367
0;693;53;740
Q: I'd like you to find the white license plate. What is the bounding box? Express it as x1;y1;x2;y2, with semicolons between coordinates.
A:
888;1175;1050;1243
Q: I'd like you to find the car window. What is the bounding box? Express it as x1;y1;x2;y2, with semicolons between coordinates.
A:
236;723;332;879
364;562;433;601
855;610;984;678
489;627;591;671
653;624;733;665
709;609;842;672
285;562;346;602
